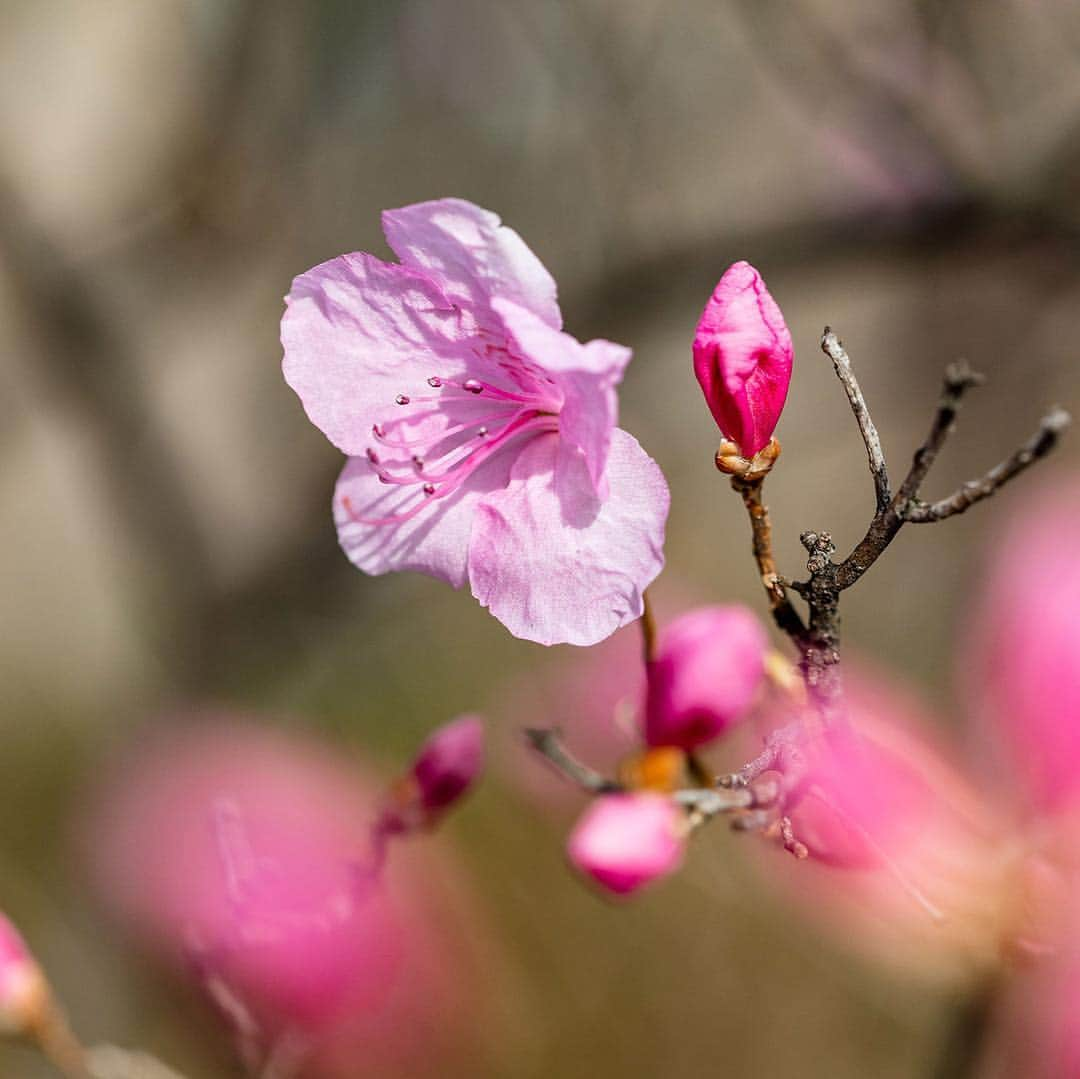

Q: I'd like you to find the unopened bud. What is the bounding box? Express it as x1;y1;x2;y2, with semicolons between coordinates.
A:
411;715;485;814
567;793;685;896
645;605;767;750
694;261;793;457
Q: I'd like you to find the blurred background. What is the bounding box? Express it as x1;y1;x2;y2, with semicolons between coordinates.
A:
1;1;1079;1075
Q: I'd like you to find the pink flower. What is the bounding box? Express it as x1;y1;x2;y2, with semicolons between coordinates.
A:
767;668;1014;981
410;714;484;814
0;913;45;1035
84;719;469;1071
567;793;685;896
962;479;1080;815
282;198;669;646
644;604;767;750
692;261;793;457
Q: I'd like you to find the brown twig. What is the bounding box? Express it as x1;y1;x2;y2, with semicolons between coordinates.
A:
728;471;808;643
639;589;658;664
903;407;1071;523
523;729;622;795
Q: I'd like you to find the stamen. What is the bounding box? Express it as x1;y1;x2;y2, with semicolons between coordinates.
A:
427;376;443;388
463;378;483;394
423;483;436;495
412;455;424;471
366;448;379;464
395;394;410;405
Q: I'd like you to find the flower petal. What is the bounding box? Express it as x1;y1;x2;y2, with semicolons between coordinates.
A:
493;298;630;494
467;428;668;646
382;199;562;333
282;252;469;455
335;449;514;588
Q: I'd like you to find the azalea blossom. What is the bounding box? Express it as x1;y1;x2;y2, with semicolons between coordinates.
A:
692;261;793;457
84;719;472;1075
282;198;669;646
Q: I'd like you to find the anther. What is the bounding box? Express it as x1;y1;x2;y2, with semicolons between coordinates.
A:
463;379;483;394
412;455;424;471
377;472;391;484
427;376;443;388
395;394;410;406
423;483;436;495
366;448;379;464
372;423;384;438
477;426;488;438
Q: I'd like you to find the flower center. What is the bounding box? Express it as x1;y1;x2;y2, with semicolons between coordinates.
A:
341;368;562;526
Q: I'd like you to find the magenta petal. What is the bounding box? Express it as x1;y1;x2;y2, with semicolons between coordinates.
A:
335;449;514;588
692;261;793;456
382;198;562;333
282;252;470;456
467;428;668;646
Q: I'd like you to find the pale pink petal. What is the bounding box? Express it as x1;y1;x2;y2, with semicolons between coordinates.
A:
493;298;629;494
334;448;515;588
382;198;562;332
282;252;471;455
467;428;668;646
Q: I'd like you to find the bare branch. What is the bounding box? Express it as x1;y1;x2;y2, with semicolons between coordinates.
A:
836;358;984;589
904;408;1072;523
523;729;621;795
729;472;808;643
821;328;891;512
894;359;985;508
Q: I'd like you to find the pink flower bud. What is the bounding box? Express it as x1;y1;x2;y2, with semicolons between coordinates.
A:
411;715;485;812
692;261;793;457
567;793;685;896
645;605;767;750
0;914;46;1035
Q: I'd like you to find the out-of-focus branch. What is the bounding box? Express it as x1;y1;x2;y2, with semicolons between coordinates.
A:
523;729;621;795
0;173;218;667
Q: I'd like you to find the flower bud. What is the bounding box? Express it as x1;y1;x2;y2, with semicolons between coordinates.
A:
411;715;485;813
645;605;767;750
567;793;685;896
693;261;793;457
0;914;47;1035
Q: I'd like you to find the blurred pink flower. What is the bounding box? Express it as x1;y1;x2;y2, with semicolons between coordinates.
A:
410;714;485;815
763;668;1014;982
692;261;793;457
567;793;685;896
282;198;669;646
962;479;1080;815
0;913;45;1035
85;720;473;1075
644;604;767;750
